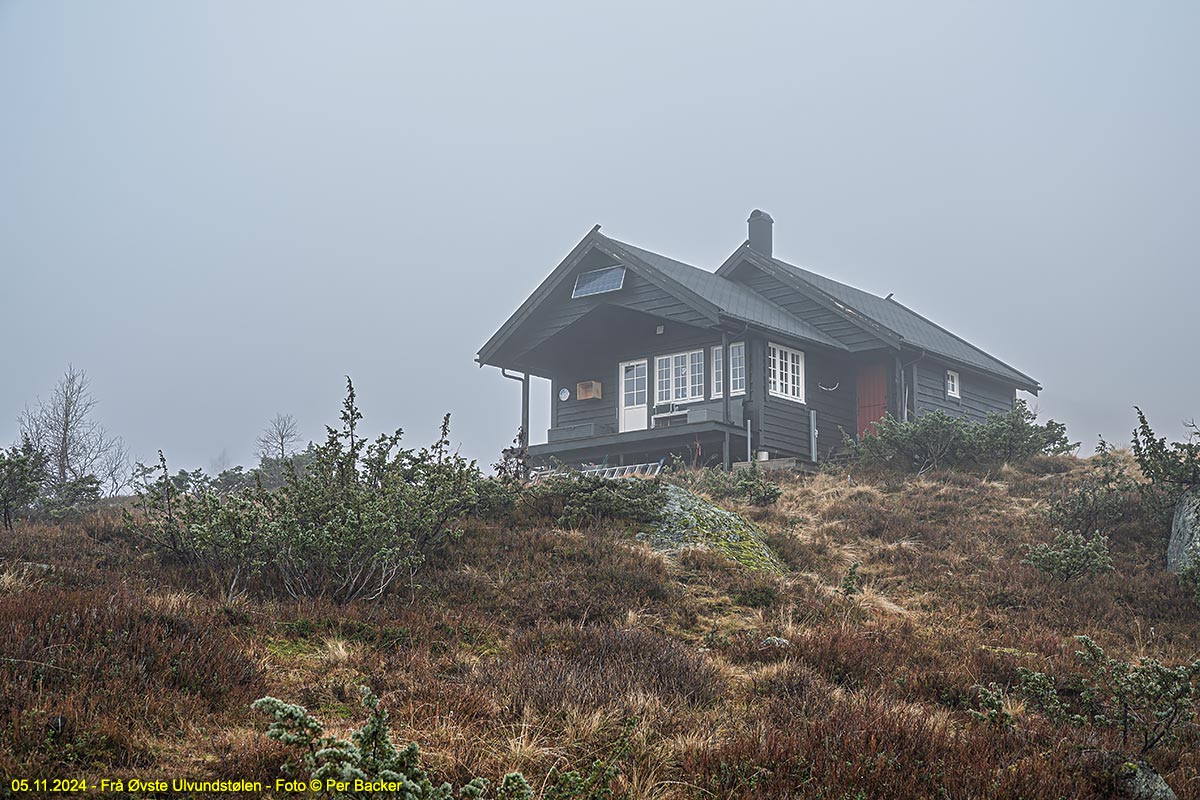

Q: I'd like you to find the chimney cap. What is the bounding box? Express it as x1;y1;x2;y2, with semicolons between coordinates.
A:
747;209;774;256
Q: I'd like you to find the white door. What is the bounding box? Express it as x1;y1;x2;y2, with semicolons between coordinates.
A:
618;360;648;432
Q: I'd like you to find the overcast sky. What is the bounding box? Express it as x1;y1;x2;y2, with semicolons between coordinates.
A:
2;1;1197;472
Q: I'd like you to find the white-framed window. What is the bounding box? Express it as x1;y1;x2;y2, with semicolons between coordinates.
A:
711;346;722;398
712;342;746;398
655;349;705;404
946;369;960;399
767;342;805;403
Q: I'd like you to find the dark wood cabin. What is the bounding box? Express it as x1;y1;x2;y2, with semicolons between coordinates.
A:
477;211;1040;470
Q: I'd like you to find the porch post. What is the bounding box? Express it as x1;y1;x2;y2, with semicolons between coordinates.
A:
722;331;732;471
521;372;530;474
721;332;731;424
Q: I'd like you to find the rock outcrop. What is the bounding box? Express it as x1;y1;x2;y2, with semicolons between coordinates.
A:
639;484;782;571
1167;486;1200;573
1083;753;1177;800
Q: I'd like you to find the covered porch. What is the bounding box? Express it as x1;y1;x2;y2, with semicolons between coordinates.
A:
529;419;752;470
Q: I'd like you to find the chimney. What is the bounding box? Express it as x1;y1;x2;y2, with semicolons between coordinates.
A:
747;209;773;257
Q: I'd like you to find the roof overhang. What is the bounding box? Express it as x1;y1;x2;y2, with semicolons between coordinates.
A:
477;228;724;371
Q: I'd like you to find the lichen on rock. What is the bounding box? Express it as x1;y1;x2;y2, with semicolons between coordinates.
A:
1167;486;1200;573
637;484;783;572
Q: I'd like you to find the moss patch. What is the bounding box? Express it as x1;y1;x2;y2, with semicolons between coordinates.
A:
639;485;784;572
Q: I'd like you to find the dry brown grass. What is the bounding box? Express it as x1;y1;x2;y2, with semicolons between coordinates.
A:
1;457;1198;797
0;561;45;593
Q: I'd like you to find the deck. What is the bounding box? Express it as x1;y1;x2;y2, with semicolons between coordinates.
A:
529;420;750;468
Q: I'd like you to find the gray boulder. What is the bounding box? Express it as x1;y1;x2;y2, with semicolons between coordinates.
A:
637;484;782;571
1167;486;1200;573
1083;753;1177;800
1112;760;1176;800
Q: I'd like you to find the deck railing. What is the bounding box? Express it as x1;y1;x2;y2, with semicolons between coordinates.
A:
529;460;664;483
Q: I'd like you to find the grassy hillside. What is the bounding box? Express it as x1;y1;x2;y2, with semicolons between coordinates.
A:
1;455;1197;799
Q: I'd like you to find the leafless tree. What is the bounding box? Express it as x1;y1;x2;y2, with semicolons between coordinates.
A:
18;365;130;496
257;413;300;462
210;448;232;474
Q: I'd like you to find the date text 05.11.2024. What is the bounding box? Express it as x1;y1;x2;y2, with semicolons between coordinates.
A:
10;779;87;793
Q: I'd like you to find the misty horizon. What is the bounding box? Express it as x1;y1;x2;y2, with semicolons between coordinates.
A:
3;2;1197;476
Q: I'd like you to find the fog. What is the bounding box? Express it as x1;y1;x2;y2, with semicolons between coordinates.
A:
2;1;1196;473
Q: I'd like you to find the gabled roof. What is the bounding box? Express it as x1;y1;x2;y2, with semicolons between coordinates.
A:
764;256;1040;391
476;228;845;368
478;225;1039;394
600;236;843;348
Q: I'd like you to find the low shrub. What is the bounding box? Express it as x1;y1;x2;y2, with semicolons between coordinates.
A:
684;688;1081;799
1022;532;1113;582
0;438;45;531
837;562;863;596
1046;442;1139;535
255;686;491;798
665;464;782;506
130;380;490;603
1131;408;1200;523
1131;408;1200;495
969;400;1075;463
520;473;663;529
254;686;633;800
845;400;1075;473
1013;636;1200;755
967;683;1015;728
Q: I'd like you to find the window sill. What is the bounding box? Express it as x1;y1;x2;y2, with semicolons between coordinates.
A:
655;397;705;407
768;391;807;405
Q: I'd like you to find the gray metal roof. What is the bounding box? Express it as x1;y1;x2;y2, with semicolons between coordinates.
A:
605;237;844;349
479;224;1038;391
770;257;1039;388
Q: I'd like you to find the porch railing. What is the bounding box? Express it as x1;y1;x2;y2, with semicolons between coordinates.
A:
529;460;665;483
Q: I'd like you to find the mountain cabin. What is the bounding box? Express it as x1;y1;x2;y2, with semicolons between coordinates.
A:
476;211;1040;471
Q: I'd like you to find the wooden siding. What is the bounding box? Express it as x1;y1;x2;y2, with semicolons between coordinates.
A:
809;350;857;459
553;374;617;434
754;343;856;461
760;397;811;459
548;326;740;442
545;328;858;463
913;358;1015;423
735;266;882;350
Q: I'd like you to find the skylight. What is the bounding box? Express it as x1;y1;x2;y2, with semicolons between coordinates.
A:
571;266;625;299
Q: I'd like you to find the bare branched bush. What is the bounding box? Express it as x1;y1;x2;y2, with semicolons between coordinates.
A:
18;365;130;502
256;413;300;462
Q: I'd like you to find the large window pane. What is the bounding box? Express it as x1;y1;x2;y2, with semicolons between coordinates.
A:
768;342;805;402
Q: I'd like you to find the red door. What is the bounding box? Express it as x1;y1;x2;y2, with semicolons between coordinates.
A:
856;362;889;436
